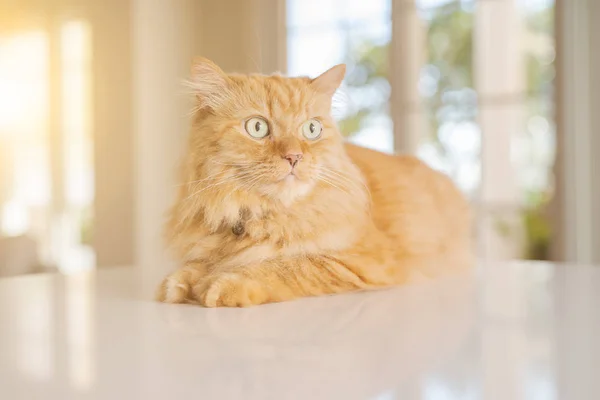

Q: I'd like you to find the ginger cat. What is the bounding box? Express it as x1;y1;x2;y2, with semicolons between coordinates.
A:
157;58;472;307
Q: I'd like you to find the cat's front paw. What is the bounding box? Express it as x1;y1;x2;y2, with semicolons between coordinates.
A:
156;264;208;304
192;273;270;308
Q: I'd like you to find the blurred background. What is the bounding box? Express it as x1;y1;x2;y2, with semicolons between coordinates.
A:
0;0;598;277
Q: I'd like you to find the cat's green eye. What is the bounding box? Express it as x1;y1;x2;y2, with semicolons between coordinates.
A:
245;117;270;138
301;119;322;140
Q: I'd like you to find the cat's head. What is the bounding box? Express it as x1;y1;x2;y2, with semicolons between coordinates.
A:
185;58;352;206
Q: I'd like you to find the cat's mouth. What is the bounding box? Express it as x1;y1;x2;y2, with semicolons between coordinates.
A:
278;169;303;183
280;171;296;181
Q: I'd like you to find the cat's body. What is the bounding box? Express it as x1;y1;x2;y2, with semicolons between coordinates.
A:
157;59;472;307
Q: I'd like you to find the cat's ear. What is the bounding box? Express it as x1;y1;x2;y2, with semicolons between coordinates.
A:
188;57;231;110
310;64;346;97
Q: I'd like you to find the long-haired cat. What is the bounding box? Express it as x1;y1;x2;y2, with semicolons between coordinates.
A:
157;58;472;307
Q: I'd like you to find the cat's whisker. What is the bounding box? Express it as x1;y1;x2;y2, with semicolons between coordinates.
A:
318;170;358;191
316;174;352;196
180;163;267;189
176;170;227;187
211;160;258;166
319;166;373;205
186;168;269;201
318;170;372;208
318;179;350;196
241;173;264;190
184;175;242;200
185;104;201;118
320;166;365;189
223;172;265;200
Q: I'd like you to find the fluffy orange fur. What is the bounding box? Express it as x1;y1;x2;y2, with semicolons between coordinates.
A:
157;58;472;307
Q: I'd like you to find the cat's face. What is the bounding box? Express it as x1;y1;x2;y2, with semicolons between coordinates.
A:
188;59;347;204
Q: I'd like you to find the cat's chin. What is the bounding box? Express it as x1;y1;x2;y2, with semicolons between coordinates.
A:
282;174;298;183
260;176;314;206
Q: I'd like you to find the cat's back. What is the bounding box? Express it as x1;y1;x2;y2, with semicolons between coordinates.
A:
344;143;470;254
344;143;458;195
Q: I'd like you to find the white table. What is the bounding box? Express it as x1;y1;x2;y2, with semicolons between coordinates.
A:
1;262;599;400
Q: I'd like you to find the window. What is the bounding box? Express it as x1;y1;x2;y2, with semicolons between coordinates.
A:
287;0;393;153
0;20;94;275
287;0;556;259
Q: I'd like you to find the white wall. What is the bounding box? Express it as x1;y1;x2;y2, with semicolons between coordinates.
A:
590;0;600;263
91;0;135;268
93;0;286;277
131;0;202;279
553;0;600;263
199;0;286;74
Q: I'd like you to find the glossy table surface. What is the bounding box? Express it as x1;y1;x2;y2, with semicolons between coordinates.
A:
0;261;599;400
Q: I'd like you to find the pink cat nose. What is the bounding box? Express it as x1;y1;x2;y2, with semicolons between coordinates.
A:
283;153;303;167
